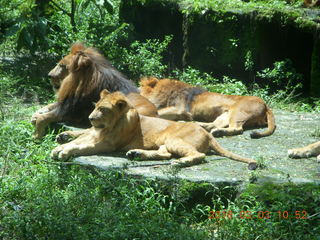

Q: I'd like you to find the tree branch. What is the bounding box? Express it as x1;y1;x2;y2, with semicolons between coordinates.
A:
49;0;71;17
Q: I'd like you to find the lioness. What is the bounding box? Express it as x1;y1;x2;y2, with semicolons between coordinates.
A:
32;43;157;139
51;90;258;170
140;77;276;138
288;141;320;161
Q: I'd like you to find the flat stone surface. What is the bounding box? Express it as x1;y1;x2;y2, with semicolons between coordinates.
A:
74;110;320;185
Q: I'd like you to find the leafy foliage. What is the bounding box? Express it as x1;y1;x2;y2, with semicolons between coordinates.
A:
0;99;319;239
0;0;320;238
257;59;303;89
205;183;320;239
122;36;172;80
181;0;314;29
1;0;120;55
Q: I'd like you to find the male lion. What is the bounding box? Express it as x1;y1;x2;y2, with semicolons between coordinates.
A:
51;90;258;170
139;77;276;138
288;141;320;161
32;43;157;139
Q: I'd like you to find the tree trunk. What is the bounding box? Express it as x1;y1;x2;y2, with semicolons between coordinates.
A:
70;0;77;32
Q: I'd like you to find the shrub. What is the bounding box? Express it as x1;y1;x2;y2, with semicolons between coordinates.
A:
122;36;172;80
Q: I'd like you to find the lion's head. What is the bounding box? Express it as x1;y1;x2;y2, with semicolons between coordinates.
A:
51;42;137;105
89;90;130;130
139;77;159;95
48;42;85;92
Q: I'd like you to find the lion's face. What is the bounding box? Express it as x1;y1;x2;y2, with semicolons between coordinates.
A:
48;55;72;91
48;42;86;91
89;90;129;130
139;77;159;96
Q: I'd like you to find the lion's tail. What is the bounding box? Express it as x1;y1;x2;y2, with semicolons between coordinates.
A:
209;136;257;170
250;107;276;139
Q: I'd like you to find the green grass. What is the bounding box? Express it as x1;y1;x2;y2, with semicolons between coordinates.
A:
0;72;320;239
0;23;319;238
179;0;318;30
1;0;320;238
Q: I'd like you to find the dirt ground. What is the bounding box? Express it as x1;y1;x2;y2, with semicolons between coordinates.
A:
75;110;320;185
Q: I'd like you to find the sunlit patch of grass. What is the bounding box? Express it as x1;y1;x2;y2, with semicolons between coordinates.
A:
310;127;320;138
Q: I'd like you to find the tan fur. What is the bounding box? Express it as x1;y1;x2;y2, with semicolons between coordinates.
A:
303;0;320;7
140;77;276;138
288;141;320;161
32;43;157;139
51;90;258;169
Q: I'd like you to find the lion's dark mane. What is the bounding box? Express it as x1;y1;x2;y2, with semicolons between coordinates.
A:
166;87;205;112
55;47;138;125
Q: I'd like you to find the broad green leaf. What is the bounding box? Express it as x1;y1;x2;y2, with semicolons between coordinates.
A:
5;24;20;37
103;0;114;14
78;0;91;11
96;0;114;14
36;18;47;36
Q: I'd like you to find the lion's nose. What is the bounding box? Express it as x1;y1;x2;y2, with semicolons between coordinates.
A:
89;115;97;121
48;71;56;78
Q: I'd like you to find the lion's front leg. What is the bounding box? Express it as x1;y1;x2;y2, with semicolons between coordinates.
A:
195;112;229;132
33;110;61;139
288;141;320;159
56;129;91;144
51;142;95;160
158;107;193;121
126;145;172;160
31;103;59;125
51;138;108;160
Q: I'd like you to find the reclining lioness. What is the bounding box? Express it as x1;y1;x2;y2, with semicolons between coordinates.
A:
140;77;276;138
51;90;258;169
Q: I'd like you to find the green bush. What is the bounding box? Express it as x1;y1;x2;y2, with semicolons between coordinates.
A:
1;1;320;238
0;73;319;239
171;66;218;86
122;36;172;80
205;183;320;240
0;104;207;239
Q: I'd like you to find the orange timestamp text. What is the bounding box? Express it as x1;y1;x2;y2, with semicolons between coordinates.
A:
208;210;308;220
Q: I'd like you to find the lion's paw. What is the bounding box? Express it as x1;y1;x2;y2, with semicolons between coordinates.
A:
31;113;40;125
171;159;196;168
171;159;186;168
210;129;226;137
56;132;73;144
51;146;70;160
126;150;142;160
51;147;61;159
288;149;297;158
184;112;193;121
288;148;310;158
57;150;70;160
32;132;44;140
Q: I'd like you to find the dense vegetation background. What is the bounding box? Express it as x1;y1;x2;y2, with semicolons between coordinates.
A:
0;0;320;239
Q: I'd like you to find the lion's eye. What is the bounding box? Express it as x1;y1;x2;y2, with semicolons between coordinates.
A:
98;107;109;113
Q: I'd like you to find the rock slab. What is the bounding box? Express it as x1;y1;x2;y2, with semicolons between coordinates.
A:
75;110;320;185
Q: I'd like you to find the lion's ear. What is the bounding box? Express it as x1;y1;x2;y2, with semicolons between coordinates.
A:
100;89;110;99
71;51;91;72
116;99;127;111
70;42;86;54
145;77;159;88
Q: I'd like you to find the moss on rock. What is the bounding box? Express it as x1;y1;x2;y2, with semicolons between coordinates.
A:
120;0;320;95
